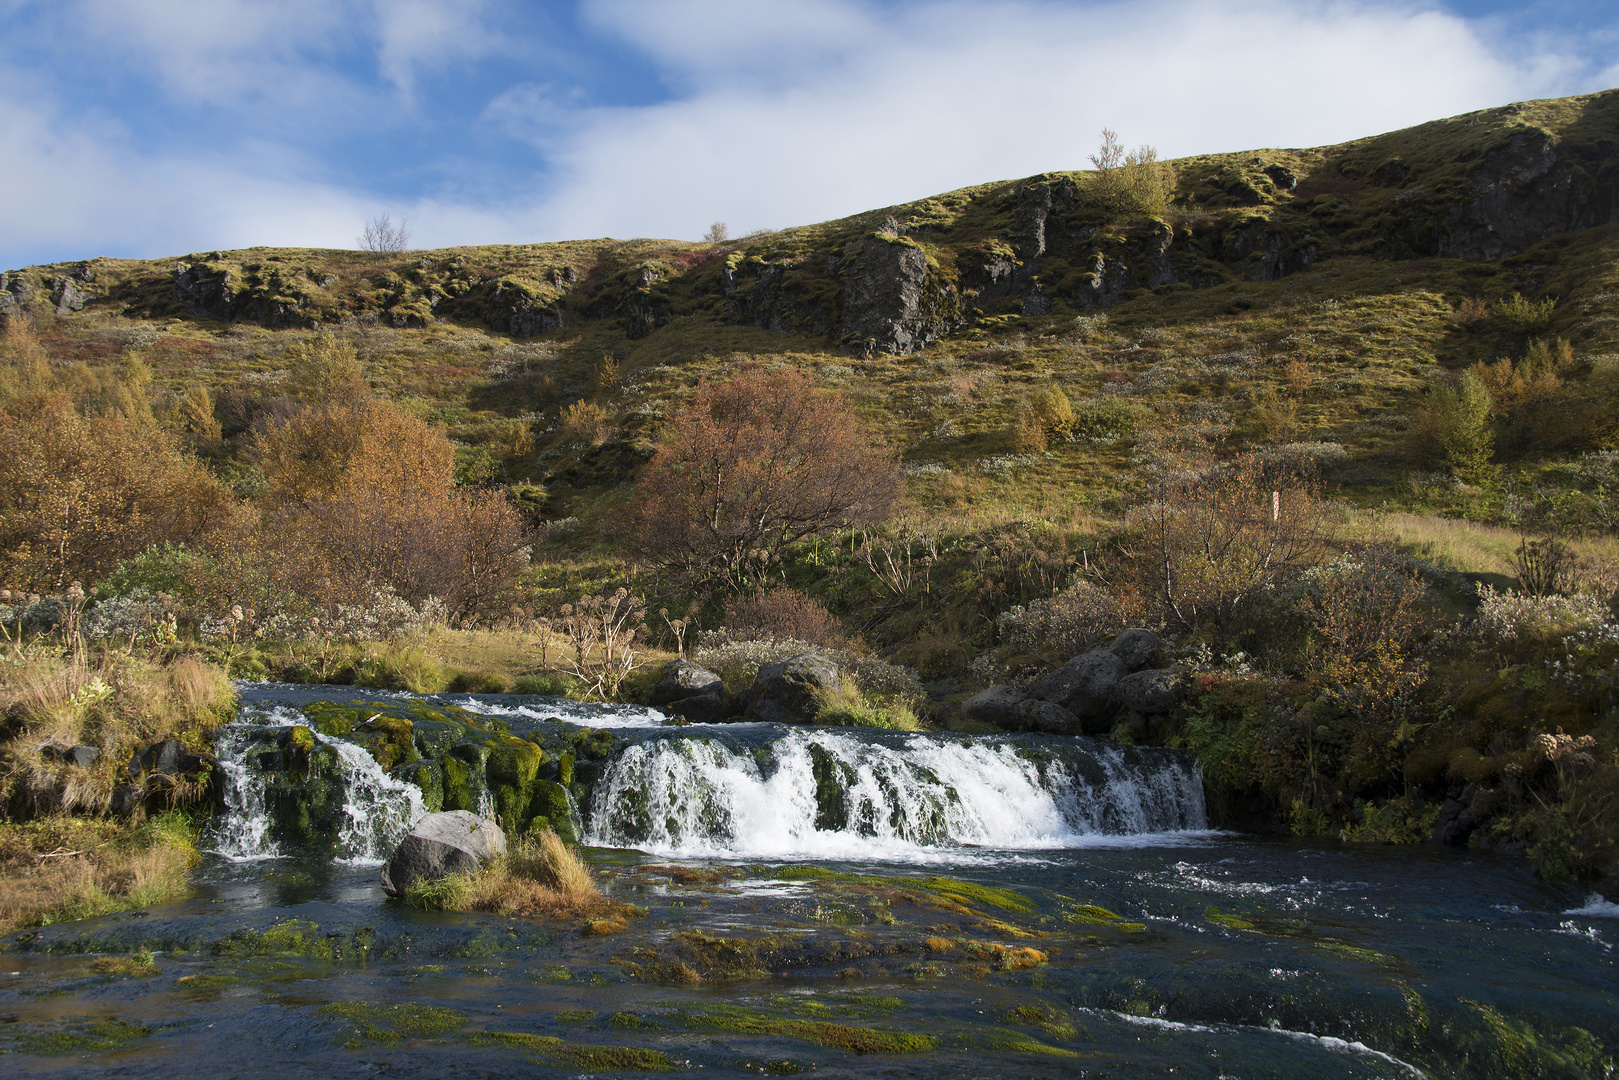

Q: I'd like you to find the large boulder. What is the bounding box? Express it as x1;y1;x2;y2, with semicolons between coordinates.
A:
1027;649;1125;731
380;810;506;897
1109;629;1161;672
743;653;841;724
960;685;1027;727
1011;698;1083;735
1117;668;1187;716
651;660;724;705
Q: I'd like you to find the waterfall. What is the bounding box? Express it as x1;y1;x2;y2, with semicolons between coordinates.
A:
207;707;425;863
585;729;1208;861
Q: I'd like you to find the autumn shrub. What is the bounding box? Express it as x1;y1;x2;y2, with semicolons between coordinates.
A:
722;586;845;647
621;367;900;586
284;331;366;402
559;400;612;446
1491;292;1556;335
996;581;1130;662
1122;451;1327;632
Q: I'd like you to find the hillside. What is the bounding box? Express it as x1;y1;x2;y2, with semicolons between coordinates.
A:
7;89;1619;888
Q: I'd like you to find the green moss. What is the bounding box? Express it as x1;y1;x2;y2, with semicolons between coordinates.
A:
956;1028;1080;1058
465;1031;676;1071
1204;907;1257;931
770;867;1033;915
212;918;335;958
318;1001;467;1046
668;1004;937;1054
1063;905;1147;932
555;1009;596;1025
11;1019;152;1055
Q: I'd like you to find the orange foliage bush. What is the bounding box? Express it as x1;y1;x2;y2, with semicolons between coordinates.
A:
622;367;900;585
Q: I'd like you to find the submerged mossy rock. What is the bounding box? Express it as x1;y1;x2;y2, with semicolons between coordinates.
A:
380;810;506;897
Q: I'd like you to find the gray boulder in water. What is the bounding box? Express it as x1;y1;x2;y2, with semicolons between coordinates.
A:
744;653;841;724
380;810;506;897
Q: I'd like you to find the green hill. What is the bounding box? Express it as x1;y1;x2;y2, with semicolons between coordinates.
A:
8;89;1619;886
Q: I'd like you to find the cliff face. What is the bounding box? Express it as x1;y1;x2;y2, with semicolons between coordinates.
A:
6;91;1619;355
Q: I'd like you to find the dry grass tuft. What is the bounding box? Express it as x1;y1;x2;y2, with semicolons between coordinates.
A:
404;829;624;921
0;813;199;933
0;650;234;814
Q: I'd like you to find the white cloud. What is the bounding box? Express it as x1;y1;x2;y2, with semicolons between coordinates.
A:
1;0;1613;265
512;0;1585;243
373;0;504;100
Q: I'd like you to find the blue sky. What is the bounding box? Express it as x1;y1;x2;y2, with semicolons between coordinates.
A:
1;0;1615;267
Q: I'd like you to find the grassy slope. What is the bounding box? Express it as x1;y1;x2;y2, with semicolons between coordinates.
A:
11;90;1619;631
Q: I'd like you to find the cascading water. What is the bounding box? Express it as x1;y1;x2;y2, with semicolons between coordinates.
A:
584;728;1208;861
207;707;425;863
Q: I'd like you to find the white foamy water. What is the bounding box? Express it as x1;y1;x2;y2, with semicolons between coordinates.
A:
208;707;425;864
584;729;1209;862
451;696;668;729
1565;894;1619;918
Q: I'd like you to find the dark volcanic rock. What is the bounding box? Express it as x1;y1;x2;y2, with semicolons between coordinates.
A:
1109;629;1162;672
744;653;842;724
652;660;724;705
839;229;962;355
1028;649;1126;730
1118;668;1188;716
380;810;506;897
1011;697;1083;735
960;685;1027;727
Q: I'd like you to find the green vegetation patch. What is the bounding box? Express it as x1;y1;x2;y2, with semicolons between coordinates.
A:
212;918;335;958
9;1018;152;1055
771;867;1034;915
465;1031;675;1071
1063;904;1146;932
665;1003;937;1054
954;1027;1081;1058
318;1001;467;1047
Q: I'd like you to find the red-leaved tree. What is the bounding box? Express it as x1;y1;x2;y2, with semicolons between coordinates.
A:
623;367;900;586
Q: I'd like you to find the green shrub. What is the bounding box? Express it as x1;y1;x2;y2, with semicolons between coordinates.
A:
1491;292;1556;335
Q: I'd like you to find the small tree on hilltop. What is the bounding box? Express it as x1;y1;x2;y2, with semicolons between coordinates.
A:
704;221;729;243
358;213;411;258
621;367;901;587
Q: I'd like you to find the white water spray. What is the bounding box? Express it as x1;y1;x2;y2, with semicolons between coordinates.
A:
585;730;1208;861
208;707;425;863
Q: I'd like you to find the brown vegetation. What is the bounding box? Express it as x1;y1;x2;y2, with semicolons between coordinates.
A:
621;367;901;586
402;829;620;922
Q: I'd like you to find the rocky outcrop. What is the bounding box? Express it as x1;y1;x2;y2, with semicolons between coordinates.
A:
960;685;1027;727
839;224;962;355
1117;668;1189;735
380;810;506;897
743;653;841;724
1429;127;1618;261
40;743;100;768
0;271;34;319
1022;630;1164;735
652;660;724;705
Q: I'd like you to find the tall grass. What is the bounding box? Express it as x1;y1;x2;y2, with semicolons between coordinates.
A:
403;830;610;919
0;812;199;933
0;650;235;814
1352;511;1619;582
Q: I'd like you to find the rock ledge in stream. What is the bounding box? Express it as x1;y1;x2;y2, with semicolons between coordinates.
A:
380;810;506;897
743;653;841;724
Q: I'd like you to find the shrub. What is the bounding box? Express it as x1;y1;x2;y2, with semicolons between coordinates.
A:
997;581;1128;661
1029;386;1075;440
621;367;900;586
559;400;612;446
722;587;844;647
1411;370;1493;480
1084;129;1173;215
1514;536;1578;596
1069;398;1147;444
1492;292;1557;334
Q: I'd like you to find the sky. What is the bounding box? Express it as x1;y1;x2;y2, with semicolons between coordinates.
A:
1;0;1616;268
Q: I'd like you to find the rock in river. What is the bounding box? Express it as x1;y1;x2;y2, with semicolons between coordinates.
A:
380;810;506;897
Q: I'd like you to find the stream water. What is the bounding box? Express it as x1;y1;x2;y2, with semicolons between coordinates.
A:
2;685;1614;1078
